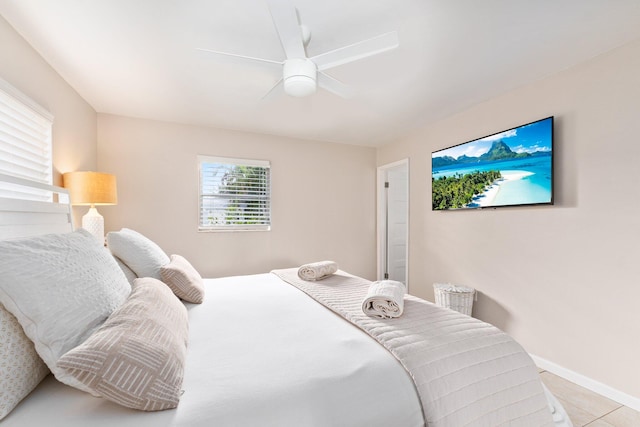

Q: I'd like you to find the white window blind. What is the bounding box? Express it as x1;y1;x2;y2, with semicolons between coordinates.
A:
198;155;271;231
0;78;53;201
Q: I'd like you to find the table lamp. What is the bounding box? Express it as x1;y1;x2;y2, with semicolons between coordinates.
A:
62;171;117;241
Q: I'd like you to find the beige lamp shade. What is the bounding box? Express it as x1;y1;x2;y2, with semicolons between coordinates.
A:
62;171;117;206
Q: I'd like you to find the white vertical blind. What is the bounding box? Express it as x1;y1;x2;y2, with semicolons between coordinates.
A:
0;78;53;201
198;155;271;231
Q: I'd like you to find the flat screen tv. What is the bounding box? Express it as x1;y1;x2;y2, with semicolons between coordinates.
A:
432;116;553;210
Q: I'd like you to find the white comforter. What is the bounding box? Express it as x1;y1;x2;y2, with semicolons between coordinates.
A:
3;274;423;427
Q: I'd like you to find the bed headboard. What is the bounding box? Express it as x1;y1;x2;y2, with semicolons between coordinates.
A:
0;173;74;240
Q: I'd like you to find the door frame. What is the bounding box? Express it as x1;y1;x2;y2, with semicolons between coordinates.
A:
376;158;409;290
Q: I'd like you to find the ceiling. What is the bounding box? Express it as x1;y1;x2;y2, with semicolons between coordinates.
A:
1;1;639;147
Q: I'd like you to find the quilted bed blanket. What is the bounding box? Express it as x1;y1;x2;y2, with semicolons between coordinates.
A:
272;269;553;427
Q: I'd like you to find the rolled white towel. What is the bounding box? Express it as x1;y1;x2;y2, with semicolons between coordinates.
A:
297;261;338;281
362;280;406;319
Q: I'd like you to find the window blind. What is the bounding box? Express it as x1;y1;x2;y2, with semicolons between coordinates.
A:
0;78;53;201
198;155;271;231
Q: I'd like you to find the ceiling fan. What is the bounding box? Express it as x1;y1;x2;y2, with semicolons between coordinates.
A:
196;0;399;99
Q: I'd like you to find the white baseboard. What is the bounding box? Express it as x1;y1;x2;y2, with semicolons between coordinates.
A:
531;354;640;412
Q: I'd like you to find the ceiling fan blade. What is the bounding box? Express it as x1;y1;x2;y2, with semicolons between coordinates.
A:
318;72;355;99
311;31;399;71
261;78;284;101
196;48;282;66
266;0;306;59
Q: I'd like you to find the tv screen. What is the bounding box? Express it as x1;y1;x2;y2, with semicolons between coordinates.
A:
432;116;553;210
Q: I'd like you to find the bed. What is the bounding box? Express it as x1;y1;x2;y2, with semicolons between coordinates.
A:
0;174;572;426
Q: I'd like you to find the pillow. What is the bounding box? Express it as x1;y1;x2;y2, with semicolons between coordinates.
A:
107;228;169;280
0;304;49;420
114;255;137;286
0;229;131;393
58;277;189;411
160;254;205;303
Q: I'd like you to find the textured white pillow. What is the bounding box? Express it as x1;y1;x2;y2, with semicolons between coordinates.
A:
107;228;169;280
0;229;131;392
0;304;49;420
114;255;137;286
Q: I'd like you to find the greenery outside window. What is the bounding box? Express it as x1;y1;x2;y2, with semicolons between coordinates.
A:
198;155;271;231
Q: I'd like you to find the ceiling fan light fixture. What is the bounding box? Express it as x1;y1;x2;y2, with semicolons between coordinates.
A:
284;76;316;97
283;58;317;97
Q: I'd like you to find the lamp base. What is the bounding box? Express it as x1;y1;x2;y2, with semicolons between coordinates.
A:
82;207;104;243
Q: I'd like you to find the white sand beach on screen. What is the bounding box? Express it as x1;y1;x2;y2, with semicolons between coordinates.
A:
471;171;534;207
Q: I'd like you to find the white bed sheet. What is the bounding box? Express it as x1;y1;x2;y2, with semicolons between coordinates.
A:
3;274;424;427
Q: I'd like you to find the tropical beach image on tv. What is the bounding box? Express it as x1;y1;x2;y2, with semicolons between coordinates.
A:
432;116;553;210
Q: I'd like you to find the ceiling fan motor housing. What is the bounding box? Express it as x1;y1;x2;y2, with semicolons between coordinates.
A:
283;58;317;97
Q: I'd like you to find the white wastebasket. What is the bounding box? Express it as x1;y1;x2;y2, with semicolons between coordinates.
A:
433;283;475;316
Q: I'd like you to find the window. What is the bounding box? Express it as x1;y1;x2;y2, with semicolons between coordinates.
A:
198;155;271;231
0;77;53;201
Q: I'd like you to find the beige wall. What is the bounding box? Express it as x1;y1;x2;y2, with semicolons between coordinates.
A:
0;16;97;188
378;39;640;398
97;114;377;279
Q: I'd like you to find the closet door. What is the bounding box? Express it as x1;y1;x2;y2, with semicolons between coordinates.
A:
377;159;409;288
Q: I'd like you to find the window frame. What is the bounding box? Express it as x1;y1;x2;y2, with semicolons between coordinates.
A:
197;155;271;232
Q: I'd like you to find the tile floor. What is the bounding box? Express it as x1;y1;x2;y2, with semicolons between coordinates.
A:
539;370;640;427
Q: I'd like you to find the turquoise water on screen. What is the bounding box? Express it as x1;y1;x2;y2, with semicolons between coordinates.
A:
432;155;552;207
